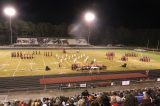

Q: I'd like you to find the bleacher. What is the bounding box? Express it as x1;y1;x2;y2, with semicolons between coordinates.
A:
67;39;88;46
14;37;88;47
76;39;88;46
14;38;39;46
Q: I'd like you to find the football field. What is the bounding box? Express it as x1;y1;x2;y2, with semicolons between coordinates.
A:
0;49;160;77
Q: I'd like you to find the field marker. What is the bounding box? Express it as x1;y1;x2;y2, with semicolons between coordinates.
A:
42;55;46;66
29;59;34;71
12;59;21;77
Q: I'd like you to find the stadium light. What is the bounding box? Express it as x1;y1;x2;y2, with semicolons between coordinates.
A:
84;12;95;23
3;6;16;45
84;11;95;44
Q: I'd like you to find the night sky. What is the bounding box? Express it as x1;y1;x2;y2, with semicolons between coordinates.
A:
0;0;160;29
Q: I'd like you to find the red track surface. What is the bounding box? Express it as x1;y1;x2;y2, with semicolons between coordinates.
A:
40;73;147;84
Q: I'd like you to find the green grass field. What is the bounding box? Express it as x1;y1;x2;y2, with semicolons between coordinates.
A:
0;49;160;77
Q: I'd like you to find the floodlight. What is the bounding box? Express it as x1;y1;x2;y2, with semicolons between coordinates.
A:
4;7;16;17
84;12;95;22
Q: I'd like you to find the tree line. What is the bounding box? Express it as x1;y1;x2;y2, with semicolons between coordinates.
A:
91;27;160;47
0;20;69;44
0;19;160;47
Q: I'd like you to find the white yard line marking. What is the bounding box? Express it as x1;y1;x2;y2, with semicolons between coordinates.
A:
27;58;34;71
24;59;33;71
30;60;33;71
12;59;21;77
42;55;46;66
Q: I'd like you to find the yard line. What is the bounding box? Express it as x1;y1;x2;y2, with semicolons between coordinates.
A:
30;59;33;71
42;55;46;66
25;56;34;71
12;59;21;77
25;58;33;71
51;56;61;69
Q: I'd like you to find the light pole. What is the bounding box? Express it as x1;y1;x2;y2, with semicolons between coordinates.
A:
157;40;159;50
84;11;95;44
4;7;16;45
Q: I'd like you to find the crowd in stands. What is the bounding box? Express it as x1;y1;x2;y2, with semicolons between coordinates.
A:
2;87;160;106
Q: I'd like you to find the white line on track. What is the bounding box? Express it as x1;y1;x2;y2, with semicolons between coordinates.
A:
4;95;8;102
12;59;21;77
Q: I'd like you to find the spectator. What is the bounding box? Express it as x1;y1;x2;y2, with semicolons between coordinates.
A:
154;89;160;106
101;93;111;106
123;94;138;106
139;91;154;106
86;95;94;106
77;98;85;106
81;90;89;97
91;100;99;106
110;92;120;106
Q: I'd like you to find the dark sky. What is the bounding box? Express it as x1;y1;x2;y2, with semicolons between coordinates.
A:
1;0;160;29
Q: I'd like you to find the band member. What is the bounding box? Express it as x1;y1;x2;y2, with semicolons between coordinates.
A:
31;54;33;59
24;54;26;59
20;51;22;57
63;48;66;53
48;52;49;56
58;62;61;68
17;52;19;57
27;54;29;59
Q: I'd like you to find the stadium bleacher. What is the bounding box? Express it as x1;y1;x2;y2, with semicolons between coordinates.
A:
14;37;88;47
67;39;88;46
14;38;39;46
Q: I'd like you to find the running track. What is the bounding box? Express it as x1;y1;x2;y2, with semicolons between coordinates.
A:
40;73;147;84
0;69;160;92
